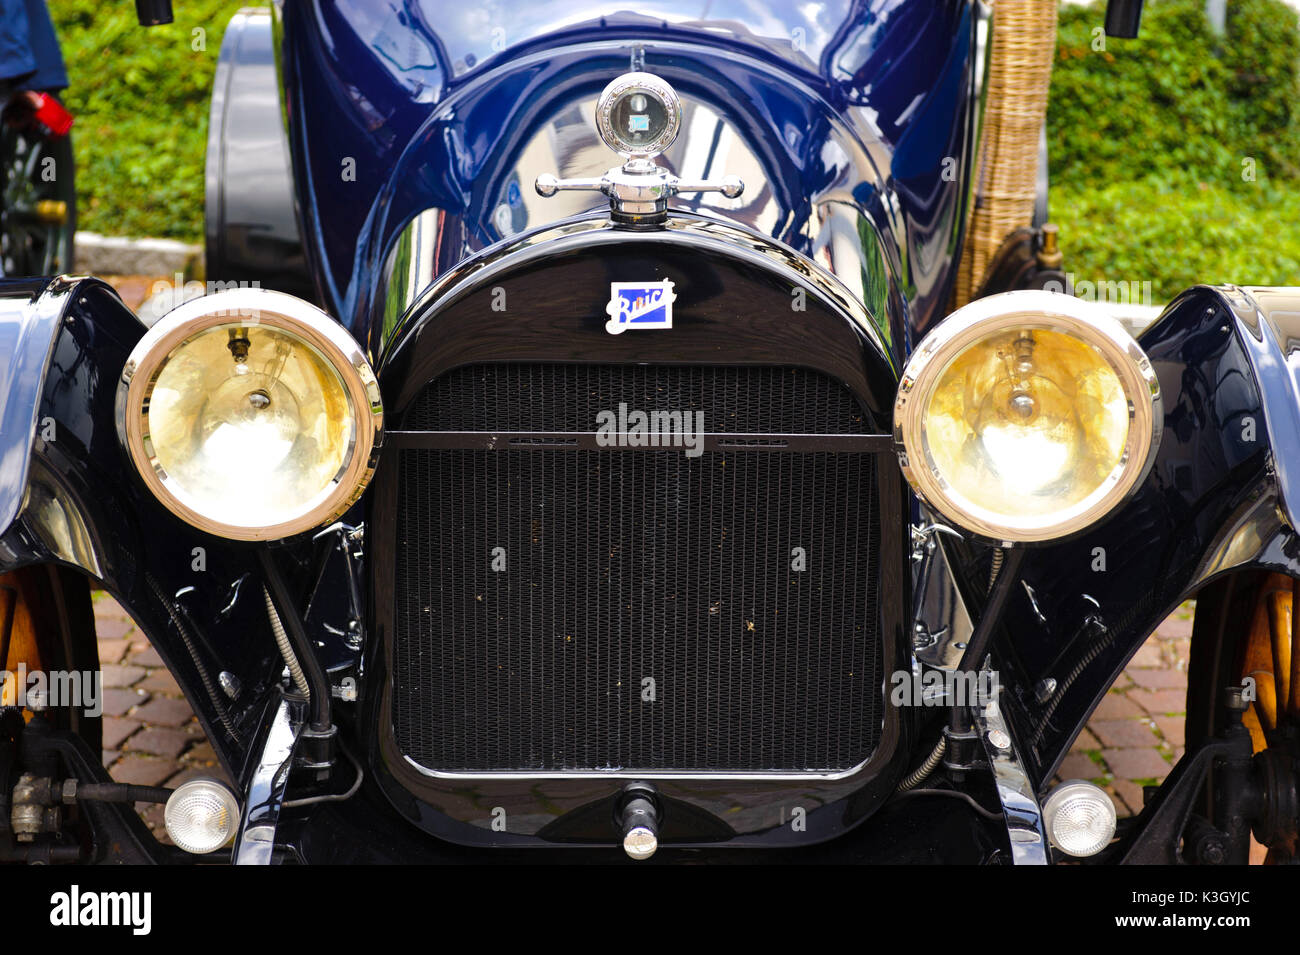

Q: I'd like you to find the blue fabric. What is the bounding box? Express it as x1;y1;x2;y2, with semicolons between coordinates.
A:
0;0;66;91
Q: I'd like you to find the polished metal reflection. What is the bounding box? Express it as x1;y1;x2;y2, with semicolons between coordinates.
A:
233;695;302;865
537;72;743;220
378;80;896;344
380;212;891;368
20;457;103;577
510;93;760;233
973;690;1049;865
1191;484;1287;587
912;523;974;670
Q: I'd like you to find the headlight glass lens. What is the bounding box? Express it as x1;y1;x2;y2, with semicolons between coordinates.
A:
119;289;382;541
923;328;1130;520
147;323;354;530
895;292;1161;543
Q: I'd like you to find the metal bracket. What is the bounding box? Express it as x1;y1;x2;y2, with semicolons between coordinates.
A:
910;522;963;563
536;161;743;223
974;691;1049;865
233;694;304;865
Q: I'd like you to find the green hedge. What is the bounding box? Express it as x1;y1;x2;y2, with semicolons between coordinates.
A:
50;0;245;242
1048;0;1300;300
1050;0;1300;187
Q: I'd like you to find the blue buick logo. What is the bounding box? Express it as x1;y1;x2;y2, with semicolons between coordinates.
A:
605;279;676;334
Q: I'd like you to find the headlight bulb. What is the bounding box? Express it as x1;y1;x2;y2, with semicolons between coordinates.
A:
1007;333;1038;421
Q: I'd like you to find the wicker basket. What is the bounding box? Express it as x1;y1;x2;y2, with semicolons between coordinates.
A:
954;0;1059;307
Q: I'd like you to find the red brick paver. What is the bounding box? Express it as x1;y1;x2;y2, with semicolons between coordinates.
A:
1060;602;1193;817
92;591;224;844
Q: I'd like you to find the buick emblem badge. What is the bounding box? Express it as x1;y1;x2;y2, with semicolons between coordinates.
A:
605;279;676;334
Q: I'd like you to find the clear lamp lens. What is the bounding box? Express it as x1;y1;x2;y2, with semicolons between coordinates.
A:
164;779;239;855
146;323;353;531
1043;780;1117;857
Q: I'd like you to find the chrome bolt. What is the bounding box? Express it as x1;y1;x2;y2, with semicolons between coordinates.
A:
623;826;658;860
1034;678;1057;703
988;729;1011;750
218;671;242;700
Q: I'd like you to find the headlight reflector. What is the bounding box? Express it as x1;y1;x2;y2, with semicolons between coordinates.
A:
118;289;382;541
895;291;1161;542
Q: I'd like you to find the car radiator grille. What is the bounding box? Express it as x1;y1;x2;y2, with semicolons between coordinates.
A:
391;364;884;774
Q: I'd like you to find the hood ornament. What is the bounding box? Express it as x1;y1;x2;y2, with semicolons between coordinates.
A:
535;71;743;224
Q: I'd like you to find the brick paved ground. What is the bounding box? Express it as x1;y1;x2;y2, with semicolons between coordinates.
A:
1056;602;1192;817
93;591;231;843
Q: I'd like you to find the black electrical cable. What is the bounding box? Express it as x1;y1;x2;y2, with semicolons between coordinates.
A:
257;549;332;733
73;782;172;804
890;787;1004;821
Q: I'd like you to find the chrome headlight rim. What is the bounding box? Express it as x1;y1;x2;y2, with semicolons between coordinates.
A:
894;290;1162;544
117;288;383;542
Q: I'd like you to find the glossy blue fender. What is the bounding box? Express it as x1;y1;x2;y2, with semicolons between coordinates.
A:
982;285;1300;788
0;277;302;789
0;277;68;534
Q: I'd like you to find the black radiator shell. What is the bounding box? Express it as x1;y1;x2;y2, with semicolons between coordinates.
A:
367;216;912;848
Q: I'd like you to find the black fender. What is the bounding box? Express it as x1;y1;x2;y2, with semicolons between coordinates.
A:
982;285;1300;788
0;276;285;787
205;7;316;303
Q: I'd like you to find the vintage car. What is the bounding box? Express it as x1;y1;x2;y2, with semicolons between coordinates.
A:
0;0;1295;866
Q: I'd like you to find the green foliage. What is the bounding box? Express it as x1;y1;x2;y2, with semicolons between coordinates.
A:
1051;0;1300;187
49;0;246;241
1052;171;1300;302
1049;0;1300;297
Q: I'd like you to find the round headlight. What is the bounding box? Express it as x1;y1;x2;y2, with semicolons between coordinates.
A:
595;72;681;159
118;289;383;541
895;291;1161;543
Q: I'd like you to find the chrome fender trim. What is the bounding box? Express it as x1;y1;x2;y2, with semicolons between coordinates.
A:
233;695;303;866
975;690;1049;865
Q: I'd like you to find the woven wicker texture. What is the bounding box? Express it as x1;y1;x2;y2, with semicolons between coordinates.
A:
954;0;1059;307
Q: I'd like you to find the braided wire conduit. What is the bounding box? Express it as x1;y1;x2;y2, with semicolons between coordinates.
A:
263;584;309;699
